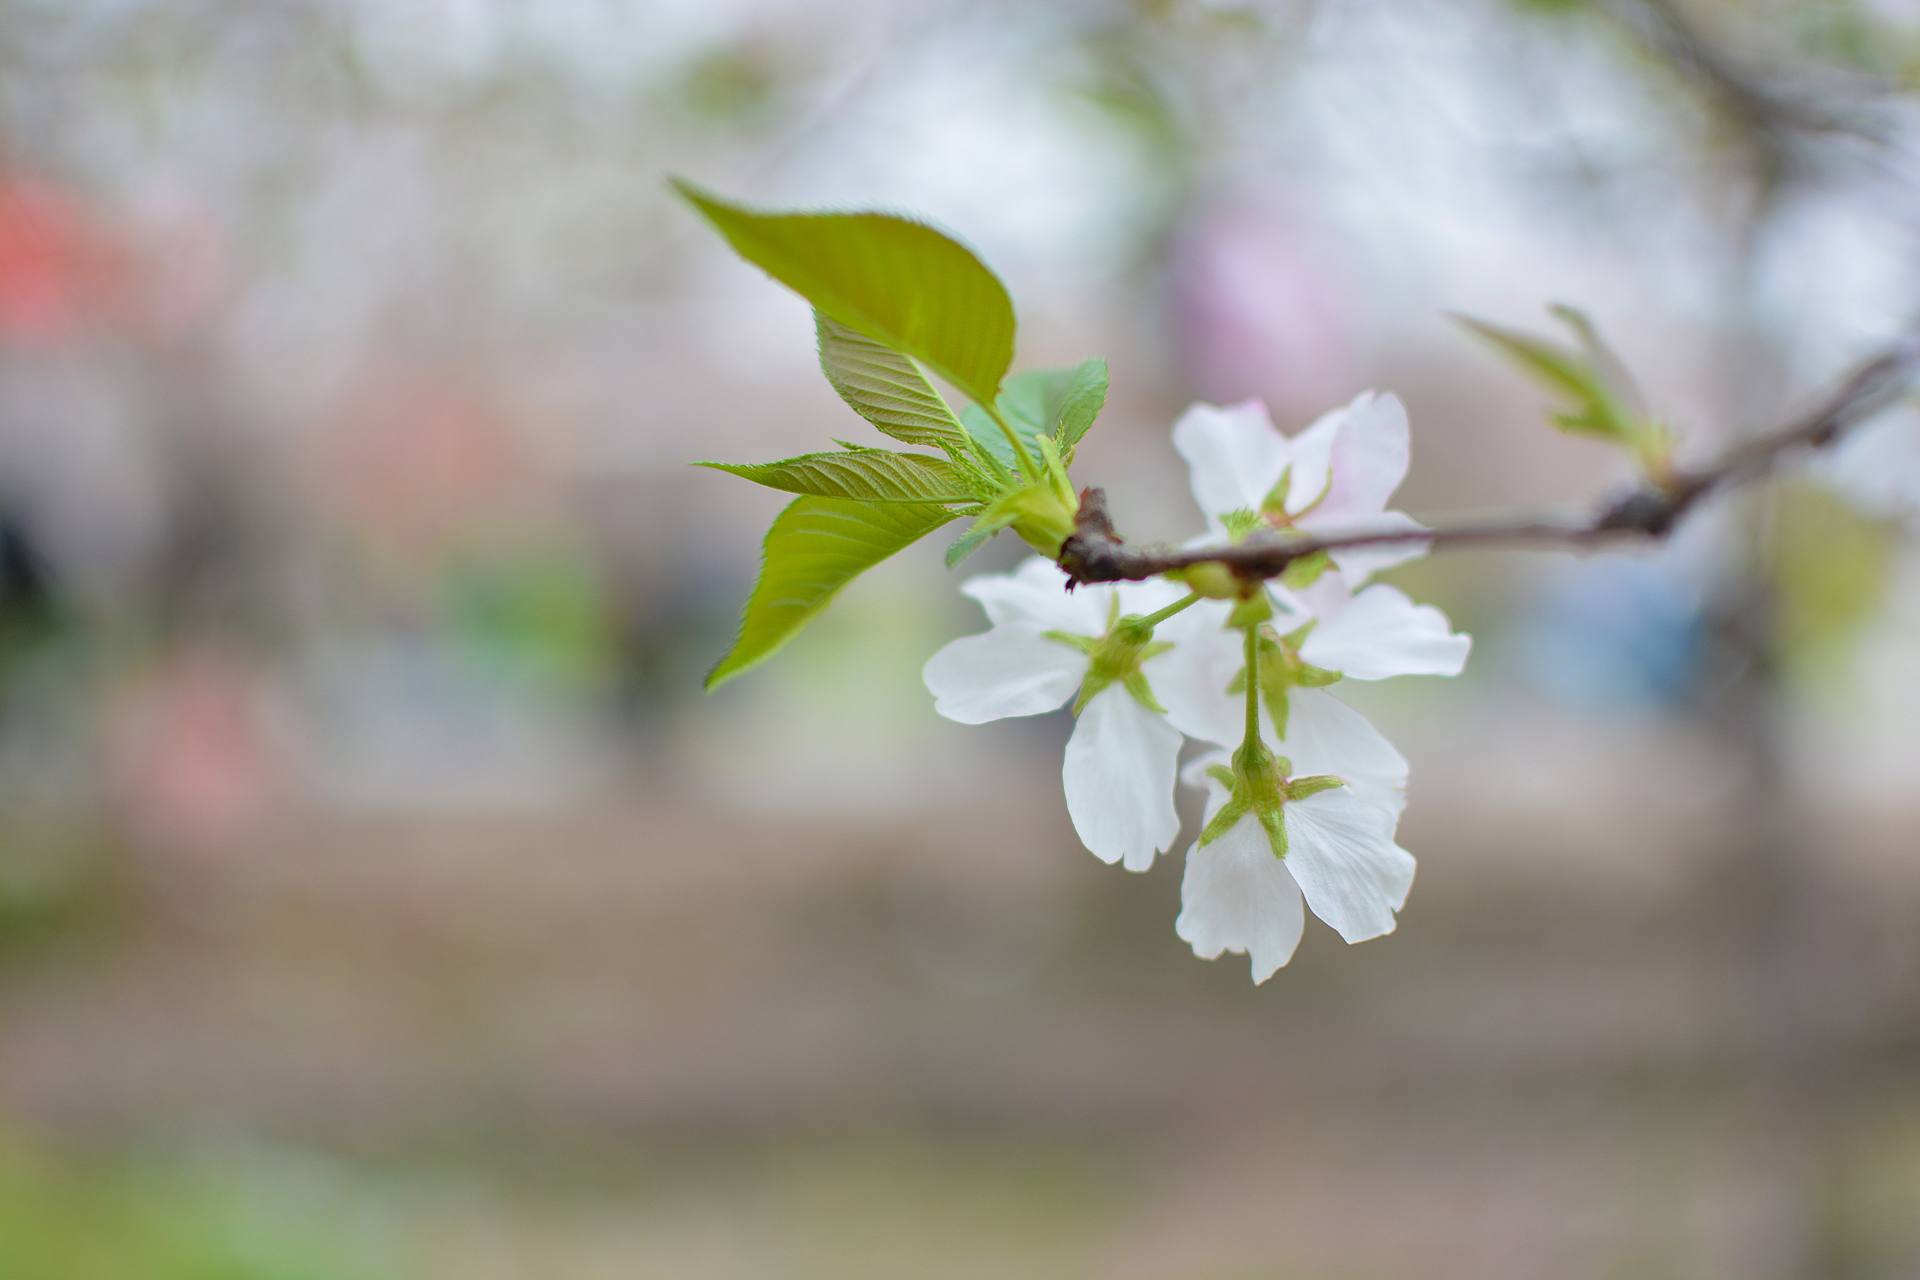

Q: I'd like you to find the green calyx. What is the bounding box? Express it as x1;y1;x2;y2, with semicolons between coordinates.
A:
1224;618;1341;739
1196;742;1347;860
983;433;1080;557
1213;491;1335;593
1047;595;1176;716
1173;562;1247;600
1253;463;1332;529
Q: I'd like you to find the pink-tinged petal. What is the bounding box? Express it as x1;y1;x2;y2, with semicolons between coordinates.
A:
960;556;1108;633
1061;686;1183;872
1279;689;1408;814
1176;814;1306;983
1282;785;1416;942
923;627;1085;724
1172;400;1290;526
1300;584;1471;681
1316;391;1412;523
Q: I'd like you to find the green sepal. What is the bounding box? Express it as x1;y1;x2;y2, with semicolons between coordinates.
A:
1042;630;1101;656
1285;774;1346;802
1257;806;1289;859
1121;669;1167;714
1259;466;1293;519
1198;797;1247;847
1261;681;1292;740
1066;609;1172;715
1219;508;1264;541
1280;549;1332;590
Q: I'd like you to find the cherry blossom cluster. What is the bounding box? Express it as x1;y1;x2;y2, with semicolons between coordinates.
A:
674;181;1915;986
924;393;1469;982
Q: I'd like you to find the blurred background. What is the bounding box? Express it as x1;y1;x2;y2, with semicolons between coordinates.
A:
1;1;1919;1276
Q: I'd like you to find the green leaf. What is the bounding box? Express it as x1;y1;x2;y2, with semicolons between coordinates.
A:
1455;316;1609;420
706;497;954;690
1453;311;1637;442
697;450;980;503
1023;358;1109;454
1548;304;1648;421
945;517;1006;568
673;180;1015;407
960;361;1111;469
815;314;974;454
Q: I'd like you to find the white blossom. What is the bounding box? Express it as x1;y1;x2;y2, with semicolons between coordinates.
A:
1152;576;1468;752
923;557;1187;872
1176;748;1415;983
921;389;1473;983
1172;391;1429;582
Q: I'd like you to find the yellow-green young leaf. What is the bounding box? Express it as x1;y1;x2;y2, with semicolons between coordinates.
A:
1018;359;1109;454
706;497;955;689
961;360;1110;468
816;314;971;452
1548;304;1648;421
673;180;1015;407
696;449;980;503
944;518;1002;568
1453;312;1635;441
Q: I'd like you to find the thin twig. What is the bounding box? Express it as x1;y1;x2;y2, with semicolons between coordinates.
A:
1058;332;1920;588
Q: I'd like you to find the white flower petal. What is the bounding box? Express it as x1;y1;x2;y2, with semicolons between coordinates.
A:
1282;785;1416;942
961;556;1108;633
1300;584;1471;681
1280;689;1408;814
923;627;1086;724
1319;391;1411;523
1289;568;1354;619
1180;747;1234;796
1314;510;1430;583
1176;814;1306;983
1280;398;1344;514
1062;686;1183;871
1151;599;1246;747
1171;400;1289;525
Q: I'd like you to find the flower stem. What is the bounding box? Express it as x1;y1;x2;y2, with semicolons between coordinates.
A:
1241;620;1261;751
1132;592;1202;631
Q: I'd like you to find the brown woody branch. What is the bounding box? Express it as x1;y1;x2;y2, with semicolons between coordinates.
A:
1058;333;1920;588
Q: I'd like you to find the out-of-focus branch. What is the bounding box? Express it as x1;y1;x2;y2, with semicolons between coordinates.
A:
1058;332;1920;588
1600;0;1894;147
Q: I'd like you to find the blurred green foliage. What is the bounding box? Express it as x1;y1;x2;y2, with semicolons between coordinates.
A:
0;1139;385;1280
1768;481;1900;683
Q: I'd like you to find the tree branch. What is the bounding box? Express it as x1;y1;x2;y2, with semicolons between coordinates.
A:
1058;332;1920;588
